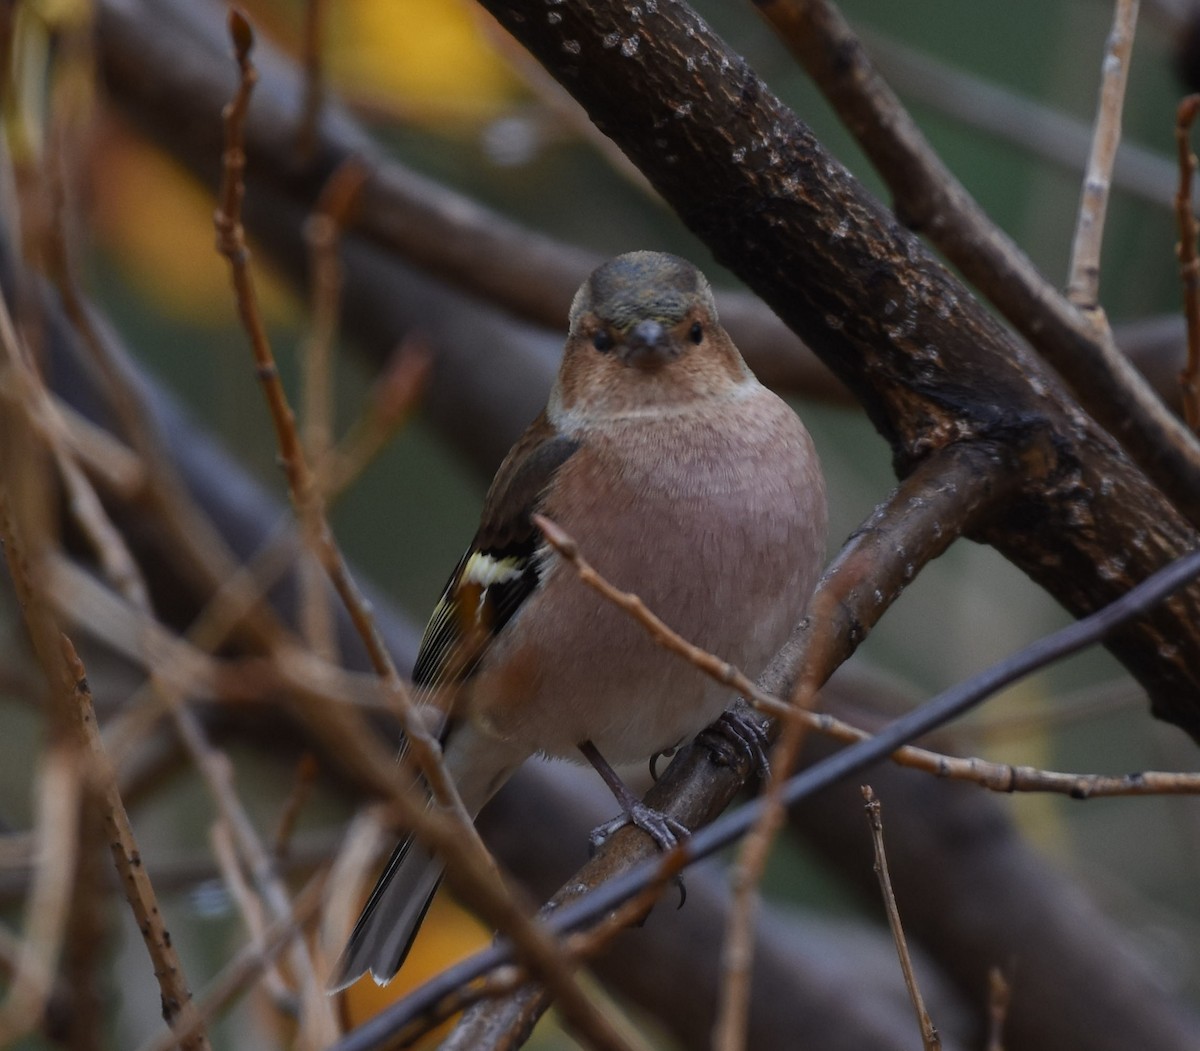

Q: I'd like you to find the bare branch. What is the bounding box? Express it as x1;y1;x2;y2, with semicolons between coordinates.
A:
861;786;941;1051
296;0;327;162
1066;0;1140;311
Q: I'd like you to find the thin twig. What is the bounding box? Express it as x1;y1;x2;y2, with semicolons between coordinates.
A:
860;27;1174;207
303;157;368;487
1175;94;1200;431
1067;0;1140;311
330;543;1200;1051
0;743;81;1044
299;159;367;661
274;754;320;860
862;786;941;1051
209;820;294;1010
783;705;1200;797
296;0;327;162
212;8;454;802
320;337;432;500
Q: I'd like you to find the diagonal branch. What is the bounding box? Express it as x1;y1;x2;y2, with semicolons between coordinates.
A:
754;0;1200;528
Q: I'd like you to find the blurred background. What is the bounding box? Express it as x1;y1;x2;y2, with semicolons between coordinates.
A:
3;0;1200;1047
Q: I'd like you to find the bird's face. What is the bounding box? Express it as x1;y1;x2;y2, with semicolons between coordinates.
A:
549;251;751;422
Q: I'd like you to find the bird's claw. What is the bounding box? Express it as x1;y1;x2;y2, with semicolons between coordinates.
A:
648;746;677;782
588;800;690;855
698;707;772;777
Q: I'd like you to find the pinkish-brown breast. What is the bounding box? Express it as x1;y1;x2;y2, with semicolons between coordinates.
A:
465;381;827;764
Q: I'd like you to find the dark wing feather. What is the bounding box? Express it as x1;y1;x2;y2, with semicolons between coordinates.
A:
411;415;580;691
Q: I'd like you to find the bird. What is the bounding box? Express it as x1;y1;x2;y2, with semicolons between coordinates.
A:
331;250;827;989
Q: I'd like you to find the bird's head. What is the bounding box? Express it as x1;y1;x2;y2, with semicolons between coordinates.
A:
550;251;752;422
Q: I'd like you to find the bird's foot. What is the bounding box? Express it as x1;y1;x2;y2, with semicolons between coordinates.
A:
588;802;691;854
697;706;771;777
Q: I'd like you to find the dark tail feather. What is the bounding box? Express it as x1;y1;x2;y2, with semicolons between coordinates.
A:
329;726;528;991
328;833;444;991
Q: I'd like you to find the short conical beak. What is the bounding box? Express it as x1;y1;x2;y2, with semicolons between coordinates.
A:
619;319;676;367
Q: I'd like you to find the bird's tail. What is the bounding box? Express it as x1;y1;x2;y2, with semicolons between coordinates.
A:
329;830;443;991
329;724;527;991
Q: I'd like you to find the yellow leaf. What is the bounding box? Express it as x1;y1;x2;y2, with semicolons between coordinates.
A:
91;126;295;325
327;0;519;121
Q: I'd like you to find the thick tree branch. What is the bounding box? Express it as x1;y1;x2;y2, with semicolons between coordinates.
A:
754;0;1200;526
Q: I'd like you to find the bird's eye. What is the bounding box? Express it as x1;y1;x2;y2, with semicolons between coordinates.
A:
689;321;704;344
593;330;613;353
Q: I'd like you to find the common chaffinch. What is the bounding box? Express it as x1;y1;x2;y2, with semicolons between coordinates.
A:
333;250;827;988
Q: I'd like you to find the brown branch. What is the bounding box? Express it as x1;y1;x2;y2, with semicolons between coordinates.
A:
319;336;432;499
862;786;941;1051
753;0;1200;528
1176;94;1200;431
273;754;320;860
296;0;327;162
1066;0;1140;311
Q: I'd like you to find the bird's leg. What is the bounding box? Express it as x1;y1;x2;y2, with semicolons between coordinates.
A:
696;706;771;778
579;740;690;853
